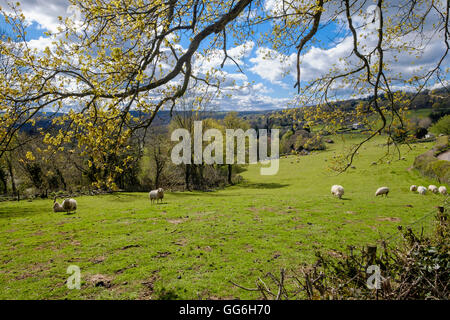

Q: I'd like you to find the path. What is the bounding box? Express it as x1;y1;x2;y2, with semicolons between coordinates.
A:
437;150;450;161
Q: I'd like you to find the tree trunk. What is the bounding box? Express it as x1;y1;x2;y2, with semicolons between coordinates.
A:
185;164;191;191
227;164;233;185
56;168;67;190
7;158;16;196
0;168;7;194
155;167;160;189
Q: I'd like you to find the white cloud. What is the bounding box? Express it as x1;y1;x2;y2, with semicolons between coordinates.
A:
193;41;255;74
26;36;54;51
249;47;294;87
0;0;70;32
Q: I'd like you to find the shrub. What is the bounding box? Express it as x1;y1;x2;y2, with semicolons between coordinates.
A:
413;136;450;184
295;135;325;151
430;109;450;123
280;131;294;154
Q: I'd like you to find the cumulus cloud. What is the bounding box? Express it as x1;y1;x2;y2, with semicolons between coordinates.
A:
26;36;54;51
2;0;448;111
250;1;449;99
193;41;255;74
249;47;294;87
0;0;69;32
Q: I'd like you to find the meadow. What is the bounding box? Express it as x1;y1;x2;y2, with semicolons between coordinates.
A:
0;134;446;299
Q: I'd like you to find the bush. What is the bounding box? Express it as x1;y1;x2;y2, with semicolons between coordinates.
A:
434;135;449;154
430;115;450;135
413;136;450;184
280;131;294;154
430;109;450;123
295;134;326;151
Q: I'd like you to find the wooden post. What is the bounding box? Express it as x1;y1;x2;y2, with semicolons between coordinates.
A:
367;245;377;265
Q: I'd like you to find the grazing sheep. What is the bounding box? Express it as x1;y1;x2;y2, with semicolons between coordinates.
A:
428;185;438;194
438;186;447;195
63;198;77;213
149;188;164;204
375;187;389;197
417;186;427;195
53;201;65;212
53;198;77;213
331;185;344;199
410;185;418;192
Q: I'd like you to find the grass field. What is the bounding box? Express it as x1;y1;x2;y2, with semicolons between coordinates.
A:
0;134;447;299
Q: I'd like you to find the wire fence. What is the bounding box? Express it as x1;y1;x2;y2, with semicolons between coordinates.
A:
380;199;448;243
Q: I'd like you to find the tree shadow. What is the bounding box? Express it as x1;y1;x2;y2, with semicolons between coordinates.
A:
243;182;290;189
0;206;46;219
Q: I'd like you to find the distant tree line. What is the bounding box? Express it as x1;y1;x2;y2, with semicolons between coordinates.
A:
0;111;272;199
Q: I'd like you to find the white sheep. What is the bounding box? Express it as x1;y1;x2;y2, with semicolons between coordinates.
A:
149;188;164;204
417;186;427;195
438;186;447;195
410;185;417;192
53;201;65;212
331;185;344;199
375;187;389;197
428;185;438;194
53;198;77;213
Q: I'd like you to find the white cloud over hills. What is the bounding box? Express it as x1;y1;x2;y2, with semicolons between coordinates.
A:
0;0;448;111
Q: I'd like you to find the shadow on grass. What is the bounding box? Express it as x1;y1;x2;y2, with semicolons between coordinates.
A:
243;182;290;189
0;206;45;219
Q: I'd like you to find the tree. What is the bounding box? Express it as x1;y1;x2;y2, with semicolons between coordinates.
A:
0;0;448;176
222;112;251;184
148;134;170;189
430;115;450;136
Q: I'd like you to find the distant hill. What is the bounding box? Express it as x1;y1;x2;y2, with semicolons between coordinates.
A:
18;86;450;134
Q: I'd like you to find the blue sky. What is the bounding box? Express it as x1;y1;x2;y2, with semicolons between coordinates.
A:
0;0;448;111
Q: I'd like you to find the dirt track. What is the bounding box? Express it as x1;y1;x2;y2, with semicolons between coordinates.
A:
437;150;450;161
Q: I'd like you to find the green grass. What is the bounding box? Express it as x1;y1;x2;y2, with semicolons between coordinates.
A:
0;134;447;300
406;108;433;119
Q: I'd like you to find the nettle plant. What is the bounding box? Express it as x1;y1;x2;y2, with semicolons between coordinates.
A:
0;0;448;187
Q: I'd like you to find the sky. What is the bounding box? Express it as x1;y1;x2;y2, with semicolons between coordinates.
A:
0;0;448;111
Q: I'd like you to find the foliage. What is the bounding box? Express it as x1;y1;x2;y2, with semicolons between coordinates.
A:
413;136;450;184
0;0;448;181
280;130;325;154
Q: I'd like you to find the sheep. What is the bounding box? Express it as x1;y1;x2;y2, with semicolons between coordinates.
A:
149;188;164;204
53;201;65;212
331;185;344;199
438;186;447;195
53;198;77;213
410;185;418;192
375;187;389;197
428;185;438;194
417;186;427;195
